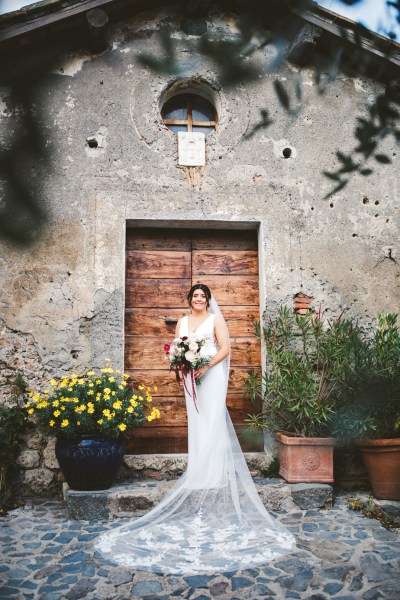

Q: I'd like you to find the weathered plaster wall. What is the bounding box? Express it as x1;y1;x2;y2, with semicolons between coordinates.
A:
0;9;399;489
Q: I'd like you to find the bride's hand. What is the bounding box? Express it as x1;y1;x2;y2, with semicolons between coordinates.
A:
194;365;210;379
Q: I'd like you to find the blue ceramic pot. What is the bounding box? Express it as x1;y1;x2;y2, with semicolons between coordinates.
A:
55;436;125;490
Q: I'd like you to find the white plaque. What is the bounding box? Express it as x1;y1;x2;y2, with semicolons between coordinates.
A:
178;132;206;166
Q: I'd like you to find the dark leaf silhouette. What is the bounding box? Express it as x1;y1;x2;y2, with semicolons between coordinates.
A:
273;80;290;111
374;154;392;163
244;109;274;140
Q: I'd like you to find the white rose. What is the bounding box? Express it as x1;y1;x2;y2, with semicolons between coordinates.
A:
185;350;196;362
188;342;198;352
200;346;215;359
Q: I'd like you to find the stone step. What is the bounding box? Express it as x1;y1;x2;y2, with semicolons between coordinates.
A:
120;452;276;480
65;479;333;520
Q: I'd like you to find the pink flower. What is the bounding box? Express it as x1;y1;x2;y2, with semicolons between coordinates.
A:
164;344;171;353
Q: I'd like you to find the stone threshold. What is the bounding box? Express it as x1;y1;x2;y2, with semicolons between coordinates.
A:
65;479;333;520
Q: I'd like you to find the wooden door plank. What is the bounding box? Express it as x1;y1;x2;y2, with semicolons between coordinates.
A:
192;275;259;305
193;250;258;276
125;308;187;337
126;367;261;396
125;337;261;370
125;306;259;337
126;228;192;251
126;251;191;279
125;425;262;453
125;426;189;453
191;230;258;250
220;306;259;337
126;279;190;308
230;338;261;366
125;337;171;370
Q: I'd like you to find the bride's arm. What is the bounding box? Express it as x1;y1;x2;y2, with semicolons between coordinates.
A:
195;315;229;379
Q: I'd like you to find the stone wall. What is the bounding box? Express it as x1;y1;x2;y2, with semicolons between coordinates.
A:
1;9;399;493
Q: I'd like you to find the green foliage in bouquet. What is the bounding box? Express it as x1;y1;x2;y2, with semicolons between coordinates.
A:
25;360;160;440
244;306;366;438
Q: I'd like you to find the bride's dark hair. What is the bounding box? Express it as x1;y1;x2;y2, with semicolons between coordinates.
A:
187;283;212;309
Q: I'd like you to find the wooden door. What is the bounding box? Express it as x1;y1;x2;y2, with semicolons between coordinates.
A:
125;228;262;453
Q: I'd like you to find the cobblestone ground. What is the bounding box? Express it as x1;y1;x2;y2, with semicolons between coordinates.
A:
1;495;399;600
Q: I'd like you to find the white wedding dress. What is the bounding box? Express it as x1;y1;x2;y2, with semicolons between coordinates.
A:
95;312;295;574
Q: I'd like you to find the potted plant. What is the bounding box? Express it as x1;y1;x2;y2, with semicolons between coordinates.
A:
244;306;364;483
332;313;400;499
25;360;160;491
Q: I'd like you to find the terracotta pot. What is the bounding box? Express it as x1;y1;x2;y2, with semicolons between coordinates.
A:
355;438;400;500
276;431;336;483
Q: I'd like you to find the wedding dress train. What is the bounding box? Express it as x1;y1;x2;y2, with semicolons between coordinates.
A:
95;313;295;574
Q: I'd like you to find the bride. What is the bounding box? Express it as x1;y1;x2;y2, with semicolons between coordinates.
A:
95;283;296;574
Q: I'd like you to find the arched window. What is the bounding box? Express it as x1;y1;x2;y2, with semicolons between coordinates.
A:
161;93;217;135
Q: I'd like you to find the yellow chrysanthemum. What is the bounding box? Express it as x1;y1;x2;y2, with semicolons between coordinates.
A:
53;410;61;417
127;407;133;413
87;371;95;376
138;385;144;391
118;423;127;431
88;382;94;388
79;405;86;411
153;386;158;392
96;380;102;385
61;419;69;427
28;408;34;414
123;374;129;380
118;385;124;390
87;390;94;396
50;379;58;387
49;420;55;427
108;377;115;383
97;419;103;425
104;388;111;395
130;400;138;408
103;409;111;417
52;400;59;407
78;379;85;385
105;358;111;362
113;401;122;410
77;421;80;425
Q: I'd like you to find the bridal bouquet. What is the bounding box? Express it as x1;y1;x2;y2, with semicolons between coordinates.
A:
164;335;214;412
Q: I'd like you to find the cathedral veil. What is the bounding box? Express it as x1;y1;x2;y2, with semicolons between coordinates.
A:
94;295;295;574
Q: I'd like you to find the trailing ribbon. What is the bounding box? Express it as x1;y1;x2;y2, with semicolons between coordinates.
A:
178;365;199;413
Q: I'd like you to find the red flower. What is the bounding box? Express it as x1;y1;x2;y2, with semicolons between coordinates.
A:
164;344;171;353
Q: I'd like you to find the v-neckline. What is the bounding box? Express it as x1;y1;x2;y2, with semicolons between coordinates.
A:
187;314;213;334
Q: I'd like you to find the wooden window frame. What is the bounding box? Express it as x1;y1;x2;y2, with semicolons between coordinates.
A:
162;95;218;133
